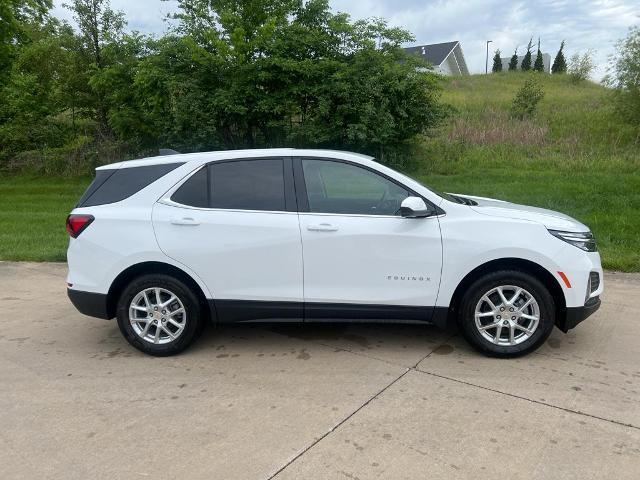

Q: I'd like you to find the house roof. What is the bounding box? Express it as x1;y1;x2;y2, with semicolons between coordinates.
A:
403;41;460;66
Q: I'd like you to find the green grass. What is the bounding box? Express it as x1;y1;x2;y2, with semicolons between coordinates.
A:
0;175;90;262
409;72;640;272
0;73;638;270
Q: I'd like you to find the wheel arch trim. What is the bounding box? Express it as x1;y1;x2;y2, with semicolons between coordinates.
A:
438;257;567;329
106;261;214;321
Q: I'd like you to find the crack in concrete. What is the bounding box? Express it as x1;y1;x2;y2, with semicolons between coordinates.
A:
266;368;411;479
266;334;454;479
273;328;640;432
412;367;640;431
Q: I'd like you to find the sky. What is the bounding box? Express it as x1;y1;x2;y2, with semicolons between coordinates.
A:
52;0;640;80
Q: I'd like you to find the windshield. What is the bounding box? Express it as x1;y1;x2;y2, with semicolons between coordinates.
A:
393;170;464;204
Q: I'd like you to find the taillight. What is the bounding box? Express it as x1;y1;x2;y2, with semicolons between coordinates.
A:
66;214;94;238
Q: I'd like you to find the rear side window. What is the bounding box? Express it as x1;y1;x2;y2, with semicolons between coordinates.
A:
172;159;286;212
210;159;285;211
78;163;184;207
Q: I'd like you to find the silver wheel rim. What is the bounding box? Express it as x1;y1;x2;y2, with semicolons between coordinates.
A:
129;288;187;345
474;285;540;346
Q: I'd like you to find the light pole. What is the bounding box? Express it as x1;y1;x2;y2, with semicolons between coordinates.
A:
486;40;493;74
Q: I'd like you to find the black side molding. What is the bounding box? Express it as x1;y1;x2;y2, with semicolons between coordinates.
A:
557;296;601;333
67;289;112;319
305;302;435;323
212;300;303;323
209;299;438;325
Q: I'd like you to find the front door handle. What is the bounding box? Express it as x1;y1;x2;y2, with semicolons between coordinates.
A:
170;217;200;226
307;223;338;232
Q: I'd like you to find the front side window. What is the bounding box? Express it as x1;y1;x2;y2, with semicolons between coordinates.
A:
302;159;410;215
171;158;286;211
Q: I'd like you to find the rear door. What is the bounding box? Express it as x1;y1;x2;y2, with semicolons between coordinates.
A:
295;157;442;321
153;157;303;322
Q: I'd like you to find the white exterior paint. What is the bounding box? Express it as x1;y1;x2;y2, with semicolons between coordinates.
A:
67;149;603;314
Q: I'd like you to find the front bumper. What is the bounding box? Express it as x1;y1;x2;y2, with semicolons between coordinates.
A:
557;296;601;333
67;288;112;319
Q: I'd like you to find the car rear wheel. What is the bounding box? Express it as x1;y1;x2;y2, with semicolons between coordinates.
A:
116;274;204;356
458;270;555;357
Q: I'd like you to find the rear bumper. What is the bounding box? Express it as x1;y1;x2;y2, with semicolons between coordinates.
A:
557;296;601;333
67;289;112;319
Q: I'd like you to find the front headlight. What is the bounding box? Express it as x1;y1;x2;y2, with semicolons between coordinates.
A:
548;229;597;252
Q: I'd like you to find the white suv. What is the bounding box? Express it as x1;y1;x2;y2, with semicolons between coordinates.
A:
66;149;603;357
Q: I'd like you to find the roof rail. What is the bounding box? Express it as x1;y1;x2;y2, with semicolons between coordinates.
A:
159;148;180;156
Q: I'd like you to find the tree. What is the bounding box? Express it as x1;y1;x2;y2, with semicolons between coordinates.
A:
63;0;126;129
521;38;533;71
117;0;445;158
0;0;52;82
551;40;567;73
492;49;502;72
606;27;640;126
0;17;77;162
63;0;124;69
508;48;518;71
511;77;544;119
0;0;446;171
533;38;544;72
568;50;595;83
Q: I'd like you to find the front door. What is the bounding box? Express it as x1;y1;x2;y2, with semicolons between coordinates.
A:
153;157;303;322
295;158;442;321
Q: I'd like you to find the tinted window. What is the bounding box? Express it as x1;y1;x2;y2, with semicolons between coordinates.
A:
78;163;184;207
209;159;285;211
302;159;409;215
171;167;208;207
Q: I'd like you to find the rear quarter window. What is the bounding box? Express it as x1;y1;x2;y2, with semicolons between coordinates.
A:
170;167;208;208
78;163;184;207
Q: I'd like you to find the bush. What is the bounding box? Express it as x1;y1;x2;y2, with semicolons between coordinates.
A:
568;51;596;83
511;77;545;119
606;27;640;128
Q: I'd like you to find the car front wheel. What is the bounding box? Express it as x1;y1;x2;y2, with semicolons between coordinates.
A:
116;274;204;356
458;270;555;357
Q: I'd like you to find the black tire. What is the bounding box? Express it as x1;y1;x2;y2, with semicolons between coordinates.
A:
116;274;204;356
458;270;555;358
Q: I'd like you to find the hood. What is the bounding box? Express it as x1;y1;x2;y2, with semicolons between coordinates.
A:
451;194;590;232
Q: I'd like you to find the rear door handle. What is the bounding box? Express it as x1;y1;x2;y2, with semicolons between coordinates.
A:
170;217;200;226
307;223;338;232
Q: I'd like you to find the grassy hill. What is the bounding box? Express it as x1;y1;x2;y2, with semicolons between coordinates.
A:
0;72;638;270
416;72;639;271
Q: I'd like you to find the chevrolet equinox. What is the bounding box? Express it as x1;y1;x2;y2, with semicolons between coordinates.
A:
66;149;603;357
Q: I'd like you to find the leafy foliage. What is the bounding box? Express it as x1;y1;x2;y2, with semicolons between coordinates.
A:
0;0;446;173
551;40;566;74
606;27;640;128
492;49;502;73
0;0;52;81
511;77;544;119
568;50;595;83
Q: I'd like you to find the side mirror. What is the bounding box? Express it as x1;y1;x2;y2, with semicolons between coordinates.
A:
400;196;431;218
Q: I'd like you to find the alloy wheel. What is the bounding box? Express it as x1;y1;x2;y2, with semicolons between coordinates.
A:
129;287;187;344
474;285;540;346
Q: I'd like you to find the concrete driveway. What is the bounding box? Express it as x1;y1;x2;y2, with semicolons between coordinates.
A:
1;262;638;479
